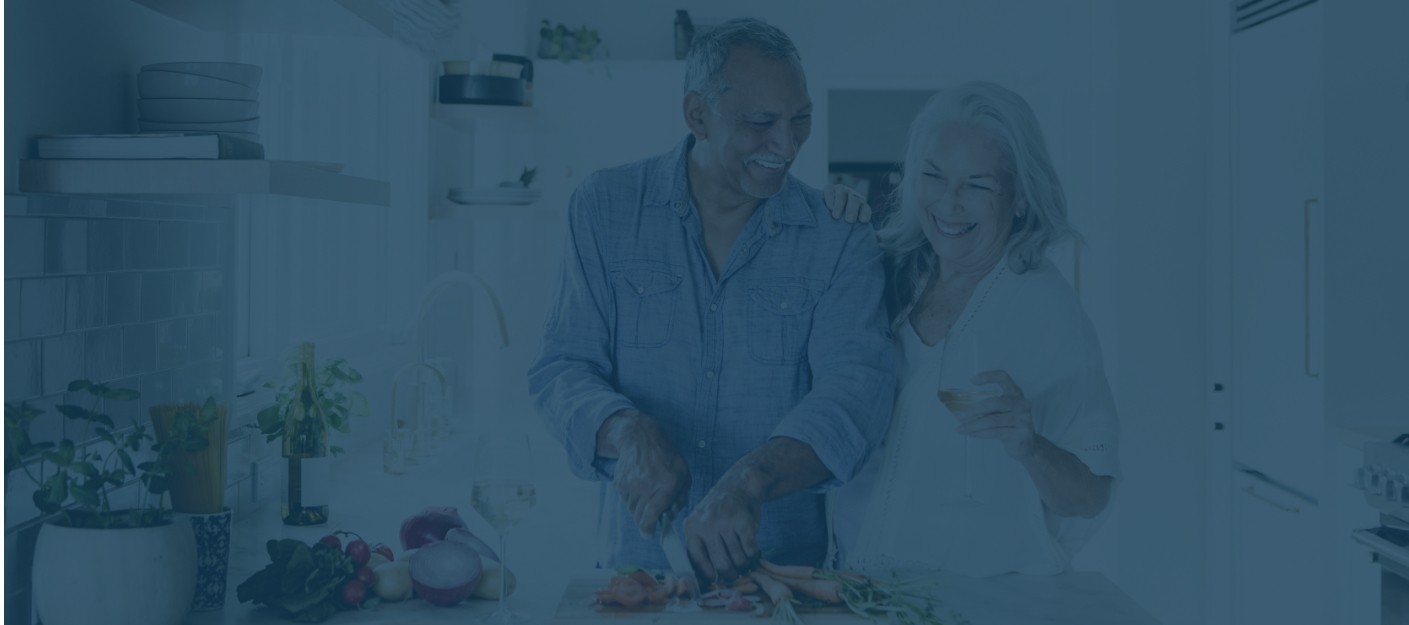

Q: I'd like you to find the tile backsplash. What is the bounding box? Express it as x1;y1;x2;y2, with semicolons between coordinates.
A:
4;193;233;624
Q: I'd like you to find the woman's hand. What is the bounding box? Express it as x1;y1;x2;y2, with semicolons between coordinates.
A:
948;370;1038;460
824;184;873;223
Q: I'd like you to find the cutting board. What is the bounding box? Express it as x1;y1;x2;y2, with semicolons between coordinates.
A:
551;574;867;624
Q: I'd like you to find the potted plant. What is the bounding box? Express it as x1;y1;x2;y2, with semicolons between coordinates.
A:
251;342;367;526
150;396;232;610
538;20;607;62
4;380;197;625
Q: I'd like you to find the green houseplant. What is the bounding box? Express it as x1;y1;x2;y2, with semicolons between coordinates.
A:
5;380;198;625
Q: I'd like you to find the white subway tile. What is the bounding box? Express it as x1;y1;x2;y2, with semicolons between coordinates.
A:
64;275;106;331
43;219;87;275
19;278;65;338
5;339;41;400
40;334;84;396
5;218;45;277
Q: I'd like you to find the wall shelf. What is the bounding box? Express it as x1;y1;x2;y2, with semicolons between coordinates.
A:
431;103;535;132
430;201;555;220
18;160;390;206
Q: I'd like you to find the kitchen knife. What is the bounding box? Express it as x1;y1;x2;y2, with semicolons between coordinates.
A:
658;512;701;610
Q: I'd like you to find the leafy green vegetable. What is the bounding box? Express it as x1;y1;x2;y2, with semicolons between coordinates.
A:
237;539;354;622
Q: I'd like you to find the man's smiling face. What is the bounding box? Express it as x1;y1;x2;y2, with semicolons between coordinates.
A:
692;44;813;201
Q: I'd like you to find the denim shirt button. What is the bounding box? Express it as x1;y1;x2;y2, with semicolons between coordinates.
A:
709;303;717;312
697;439;708;449
705;370;715;379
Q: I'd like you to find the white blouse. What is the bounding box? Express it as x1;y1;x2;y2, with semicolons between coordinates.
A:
829;256;1119;577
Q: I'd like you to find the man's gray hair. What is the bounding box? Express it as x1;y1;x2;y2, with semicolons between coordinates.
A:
877;81;1080;322
683;18;801;105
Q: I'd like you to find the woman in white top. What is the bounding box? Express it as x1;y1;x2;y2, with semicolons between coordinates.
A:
825;81;1119;577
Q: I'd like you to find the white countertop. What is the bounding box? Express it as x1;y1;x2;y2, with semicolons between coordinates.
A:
185;430;1162;625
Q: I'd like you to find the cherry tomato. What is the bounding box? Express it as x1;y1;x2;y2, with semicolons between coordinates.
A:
355;565;375;586
318;534;342;550
340;579;367;607
346;539;371;567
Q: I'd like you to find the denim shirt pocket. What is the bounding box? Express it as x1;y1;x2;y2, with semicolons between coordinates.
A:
610;261;683;348
747;277;824;365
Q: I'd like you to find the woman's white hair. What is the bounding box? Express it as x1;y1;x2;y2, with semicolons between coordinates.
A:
683;18;801;106
876;80;1078;319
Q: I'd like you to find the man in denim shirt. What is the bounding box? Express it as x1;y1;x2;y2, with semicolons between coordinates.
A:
528;19;895;581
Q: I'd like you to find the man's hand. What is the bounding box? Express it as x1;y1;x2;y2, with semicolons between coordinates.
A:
601;412;691;538
683;479;761;582
825;183;873;223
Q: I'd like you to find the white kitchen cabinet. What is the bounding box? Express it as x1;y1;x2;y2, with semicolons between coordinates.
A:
1229;0;1325;499
1232;468;1325;625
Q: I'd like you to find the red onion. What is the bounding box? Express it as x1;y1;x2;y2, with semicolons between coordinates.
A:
445;527;500;563
408;540;483;607
399;506;469;551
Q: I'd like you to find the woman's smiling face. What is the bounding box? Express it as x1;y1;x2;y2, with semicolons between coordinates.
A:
915;121;1020;273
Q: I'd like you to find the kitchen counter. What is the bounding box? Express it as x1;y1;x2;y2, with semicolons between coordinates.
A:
184;429;1161;625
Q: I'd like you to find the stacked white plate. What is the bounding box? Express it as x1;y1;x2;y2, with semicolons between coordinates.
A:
137;62;262;143
447;186;543;206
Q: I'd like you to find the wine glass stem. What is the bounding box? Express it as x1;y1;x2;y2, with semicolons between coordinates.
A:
963;436;973;498
498;533;510;615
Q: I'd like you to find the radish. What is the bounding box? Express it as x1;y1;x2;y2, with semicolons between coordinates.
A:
408;540;483;607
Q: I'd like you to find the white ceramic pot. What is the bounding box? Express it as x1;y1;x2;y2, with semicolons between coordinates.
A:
32;519;197;625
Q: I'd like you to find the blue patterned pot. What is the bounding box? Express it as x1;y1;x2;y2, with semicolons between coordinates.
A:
180;508;233;611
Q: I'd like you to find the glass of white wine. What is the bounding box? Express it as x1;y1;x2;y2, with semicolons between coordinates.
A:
937;331;998;506
471;432;537;624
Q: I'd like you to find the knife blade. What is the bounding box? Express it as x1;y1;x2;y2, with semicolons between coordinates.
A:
658;512;701;609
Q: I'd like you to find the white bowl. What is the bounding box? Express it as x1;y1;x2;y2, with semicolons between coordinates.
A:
139;118;260;133
141;62;262;88
138;98;258;123
139;70;258;100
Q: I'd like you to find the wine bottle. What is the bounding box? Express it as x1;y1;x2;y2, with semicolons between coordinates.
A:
282;343;330;526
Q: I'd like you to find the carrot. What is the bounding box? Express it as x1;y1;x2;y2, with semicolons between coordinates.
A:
754;572;804;625
773;575;843;604
759;560;817;580
731;577;760;594
749;570;793;613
